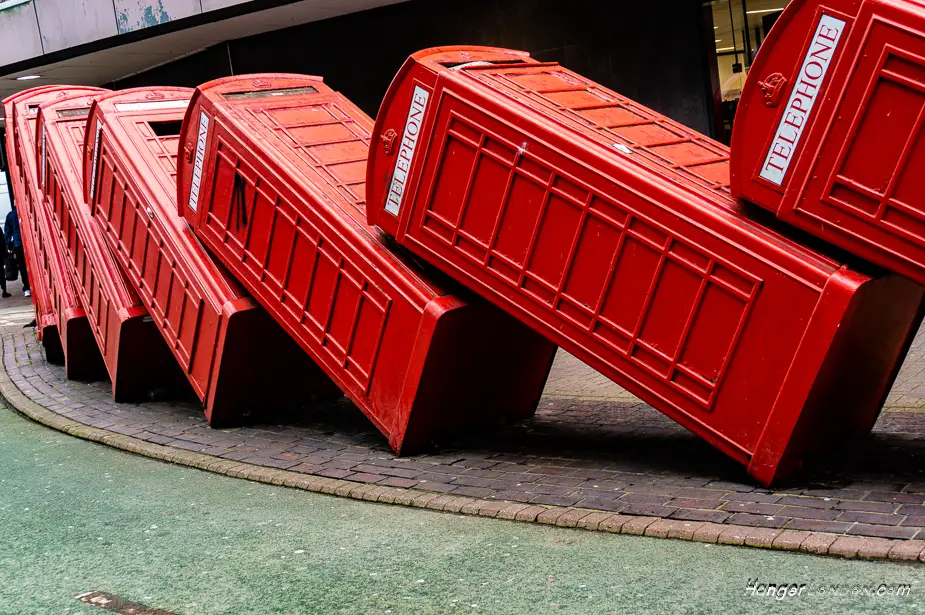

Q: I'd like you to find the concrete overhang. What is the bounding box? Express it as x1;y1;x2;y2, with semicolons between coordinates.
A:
0;0;406;126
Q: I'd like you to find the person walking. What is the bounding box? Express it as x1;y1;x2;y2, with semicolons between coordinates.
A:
5;206;29;297
0;229;10;298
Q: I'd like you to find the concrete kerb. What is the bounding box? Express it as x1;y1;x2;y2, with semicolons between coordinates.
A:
0;336;922;564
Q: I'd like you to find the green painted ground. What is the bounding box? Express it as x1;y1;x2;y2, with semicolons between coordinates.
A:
0;404;923;615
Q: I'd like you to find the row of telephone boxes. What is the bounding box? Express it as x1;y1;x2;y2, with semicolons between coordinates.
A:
4;0;925;485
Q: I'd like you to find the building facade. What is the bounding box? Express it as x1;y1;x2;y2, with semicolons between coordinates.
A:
0;0;791;212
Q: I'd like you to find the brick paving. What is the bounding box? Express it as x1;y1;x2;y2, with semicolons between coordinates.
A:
4;306;925;543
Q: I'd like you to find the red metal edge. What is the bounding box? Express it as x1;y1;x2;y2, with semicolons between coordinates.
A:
176;73;326;223
368;46;535;235
729;0;815;201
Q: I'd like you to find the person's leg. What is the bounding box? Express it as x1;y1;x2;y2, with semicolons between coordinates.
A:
0;255;8;297
14;246;29;293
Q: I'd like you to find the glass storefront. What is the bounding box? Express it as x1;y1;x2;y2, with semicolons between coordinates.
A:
709;0;793;141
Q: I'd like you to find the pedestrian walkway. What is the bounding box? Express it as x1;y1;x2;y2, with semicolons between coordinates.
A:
0;401;922;615
3;302;925;561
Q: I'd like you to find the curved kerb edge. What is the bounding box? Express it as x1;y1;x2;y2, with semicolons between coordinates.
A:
0;334;921;563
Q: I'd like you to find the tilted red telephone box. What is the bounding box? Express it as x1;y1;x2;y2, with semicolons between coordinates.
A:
366;46;925;484
84;87;337;424
3;88;59;352
7;87;109;376
37;91;183;400
176;74;557;453
732;0;925;286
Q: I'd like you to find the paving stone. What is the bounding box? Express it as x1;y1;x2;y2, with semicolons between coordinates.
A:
410;492;441;509
536;508;569;525
856;538;895;559
654;476;711;488
359;485;390;502
450;486;494;499
617;493;672;505
333;482;356;497
496;503;531;520
379;476;419;489
669;508;731;523
643;519;677;538
777;495;837;509
621;503;678;517
513;506;547;522
770;530;811;551
529;484;580;496
317;468;354;480
575;511;613;531
847;524;920;540
801;533;838;555
529;493;582;507
442;497;475;514
620;517;657;536
668;497;722;509
834;500;897;513
535;475;585;487
672;488;727;500
778;506;840;521
556;508;593;528
722;501;783;516
887;541;925;561
425;495;459;511
489;490;534;502
828;536;870;558
574;496;625;512
727;513;789;529
704;480;754;492
418;481;455;494
902;515;925;527
453;475;496;489
717;526;750;546
349;472;385;484
743;528;783;548
578;480;627;491
785;519;853;534
623;484;678;497
598;514;635;533
865;492;925;504
724;492;783;504
666;520;703;540
836;511;903;526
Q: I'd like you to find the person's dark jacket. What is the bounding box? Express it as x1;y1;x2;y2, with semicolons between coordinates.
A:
5;210;21;249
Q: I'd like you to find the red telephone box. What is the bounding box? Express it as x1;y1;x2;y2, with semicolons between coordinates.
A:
3;89;57;350
83;87;337;424
732;0;925;286
176;74;557;453
37;91;183;400
6;87;108;377
366;46;925;485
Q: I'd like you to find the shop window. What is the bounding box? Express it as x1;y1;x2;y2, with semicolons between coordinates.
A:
708;1;791;141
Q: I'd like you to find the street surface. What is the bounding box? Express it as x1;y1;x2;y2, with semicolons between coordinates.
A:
0;401;923;615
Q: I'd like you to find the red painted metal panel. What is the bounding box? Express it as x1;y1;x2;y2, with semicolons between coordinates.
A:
732;0;925;286
37;90;184;400
176;74;557;453
83;87;338;424
366;46;925;484
3;89;55;346
6;87;109;377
